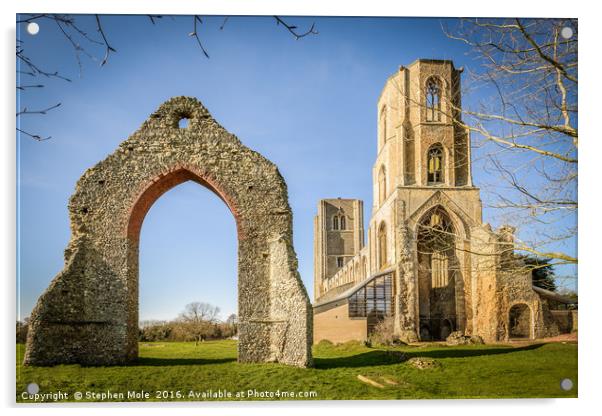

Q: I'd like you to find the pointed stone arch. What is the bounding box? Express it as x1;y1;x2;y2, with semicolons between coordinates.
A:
409;191;474;241
413;204;470;340
24;97;313;367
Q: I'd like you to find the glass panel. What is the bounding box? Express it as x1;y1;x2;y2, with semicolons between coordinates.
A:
347;272;394;319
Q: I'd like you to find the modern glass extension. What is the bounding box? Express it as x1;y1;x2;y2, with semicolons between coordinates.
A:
348;272;393;334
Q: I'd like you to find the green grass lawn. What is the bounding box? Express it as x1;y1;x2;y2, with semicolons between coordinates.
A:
16;339;577;402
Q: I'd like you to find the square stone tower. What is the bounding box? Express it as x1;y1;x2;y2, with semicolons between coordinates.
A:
313;59;555;345
373;59;473;194
313;199;364;300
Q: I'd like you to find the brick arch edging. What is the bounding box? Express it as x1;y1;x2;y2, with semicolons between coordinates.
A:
126;165;244;243
24;96;313;368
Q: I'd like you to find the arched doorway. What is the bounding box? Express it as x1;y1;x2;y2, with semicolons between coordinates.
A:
126;168;239;359
24;97;312;367
138;181;237;332
417;206;458;340
509;304;532;339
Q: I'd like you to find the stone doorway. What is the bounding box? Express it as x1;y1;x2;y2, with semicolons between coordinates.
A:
417;206;458;341
509;303;532;339
137;179;237;339
24;97;312;367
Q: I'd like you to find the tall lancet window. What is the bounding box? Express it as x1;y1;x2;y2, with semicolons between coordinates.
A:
418;208;454;289
427;144;444;184
431;250;449;288
379;106;387;148
426;77;442;122
378;165;387;205
332;213;346;230
378;222;387;270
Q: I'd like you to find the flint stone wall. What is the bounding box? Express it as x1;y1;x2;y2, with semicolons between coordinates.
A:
24;96;313;367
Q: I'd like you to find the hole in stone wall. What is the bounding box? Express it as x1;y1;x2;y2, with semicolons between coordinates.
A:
178;117;190;129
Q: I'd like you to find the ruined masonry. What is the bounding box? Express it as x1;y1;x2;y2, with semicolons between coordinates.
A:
25;96;313;367
313;59;574;344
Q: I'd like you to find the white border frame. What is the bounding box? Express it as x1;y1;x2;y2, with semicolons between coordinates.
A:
3;1;598;415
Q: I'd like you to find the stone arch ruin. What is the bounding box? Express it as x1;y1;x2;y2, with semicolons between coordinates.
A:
24;96;313;367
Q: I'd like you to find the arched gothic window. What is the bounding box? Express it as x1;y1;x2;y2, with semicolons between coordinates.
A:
417;207;455;288
431;250;449;288
417;206;458;340
332;213;346;230
378;222;387;270
426;77;442;122
427;144;444;184
378;165;387;205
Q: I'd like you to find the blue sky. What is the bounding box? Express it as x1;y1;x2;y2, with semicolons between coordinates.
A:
16;15;577;322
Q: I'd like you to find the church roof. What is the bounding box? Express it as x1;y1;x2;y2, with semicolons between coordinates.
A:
532;285;577;305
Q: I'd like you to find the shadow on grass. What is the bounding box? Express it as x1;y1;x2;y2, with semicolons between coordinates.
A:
314;343;545;369
404;343;544;359
134;357;236;367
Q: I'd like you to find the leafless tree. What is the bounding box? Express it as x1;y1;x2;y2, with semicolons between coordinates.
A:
373;19;578;293
16;14;318;141
440;18;577;286
180;301;220;322
178;302;220;345
225;313;238;336
226;313;238;325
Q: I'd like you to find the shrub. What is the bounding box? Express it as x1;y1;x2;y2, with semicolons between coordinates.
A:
368;316;399;346
139;322;172;342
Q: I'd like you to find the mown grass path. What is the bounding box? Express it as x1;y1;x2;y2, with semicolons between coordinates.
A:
16;340;577;402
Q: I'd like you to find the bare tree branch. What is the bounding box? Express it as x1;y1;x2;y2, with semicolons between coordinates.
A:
219;16;229;31
95;15;117;66
189;15;210;58
273;16;318;39
441;18;578;269
17;102;62;116
16;45;72;82
16;14;319;142
16;128;51;141
16;84;44;90
515;18;577;84
147;15;163;25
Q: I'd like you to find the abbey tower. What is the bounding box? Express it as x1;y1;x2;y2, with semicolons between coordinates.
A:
313;59;561;343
